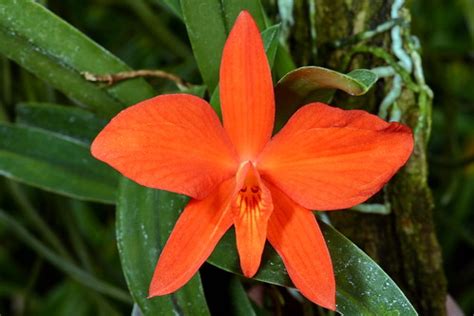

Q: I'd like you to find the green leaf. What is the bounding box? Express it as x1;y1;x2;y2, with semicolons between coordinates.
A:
131;304;143;316
221;0;267;30
208;221;417;315
150;0;183;20
274;66;378;130
0;123;117;203
261;25;281;68
179;85;208;98
0;0;156;118
117;179;210;316
16;102;107;144
181;0;227;92
125;0;191;60
0;209;131;303
40;281;122;316
40;282;94;316
209;229;291;286
228;277;257;316
273;44;297;81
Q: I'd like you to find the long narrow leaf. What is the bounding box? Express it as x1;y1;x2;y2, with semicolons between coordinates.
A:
221;0;267;30
0;123;117;203
181;0;227;92
0;0;156;118
117;179;210;316
0;209;131;303
229;277;257;316
16;102;107;144
151;0;183;19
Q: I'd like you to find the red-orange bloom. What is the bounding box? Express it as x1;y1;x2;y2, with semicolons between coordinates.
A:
91;11;413;310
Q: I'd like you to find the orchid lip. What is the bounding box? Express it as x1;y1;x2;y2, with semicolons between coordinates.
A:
234;164;263;210
231;157;273;278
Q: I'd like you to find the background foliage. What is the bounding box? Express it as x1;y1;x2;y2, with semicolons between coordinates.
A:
0;0;472;315
411;0;474;312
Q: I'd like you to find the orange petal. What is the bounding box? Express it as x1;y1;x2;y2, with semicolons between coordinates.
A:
258;103;414;210
91;94;238;200
220;11;275;160
266;183;335;310
149;178;234;296
232;162;273;277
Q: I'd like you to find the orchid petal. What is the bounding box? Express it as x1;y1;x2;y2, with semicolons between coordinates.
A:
258;102;413;210
149;179;234;296
267;183;336;310
91;94;238;200
232;162;273;277
220;11;275;160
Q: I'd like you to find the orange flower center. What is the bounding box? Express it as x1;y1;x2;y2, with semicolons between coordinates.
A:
232;161;271;218
231;160;273;277
235;184;262;217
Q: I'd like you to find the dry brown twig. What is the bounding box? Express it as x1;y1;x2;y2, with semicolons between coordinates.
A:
81;70;192;90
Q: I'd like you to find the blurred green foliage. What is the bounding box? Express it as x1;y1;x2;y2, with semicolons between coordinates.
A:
0;1;190;314
411;0;474;313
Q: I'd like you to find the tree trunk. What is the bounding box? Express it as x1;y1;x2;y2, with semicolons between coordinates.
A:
279;0;447;314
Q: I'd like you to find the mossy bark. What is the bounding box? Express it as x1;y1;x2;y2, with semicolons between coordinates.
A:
282;0;447;314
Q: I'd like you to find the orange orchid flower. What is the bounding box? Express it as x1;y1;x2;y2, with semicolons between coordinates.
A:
91;11;413;310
